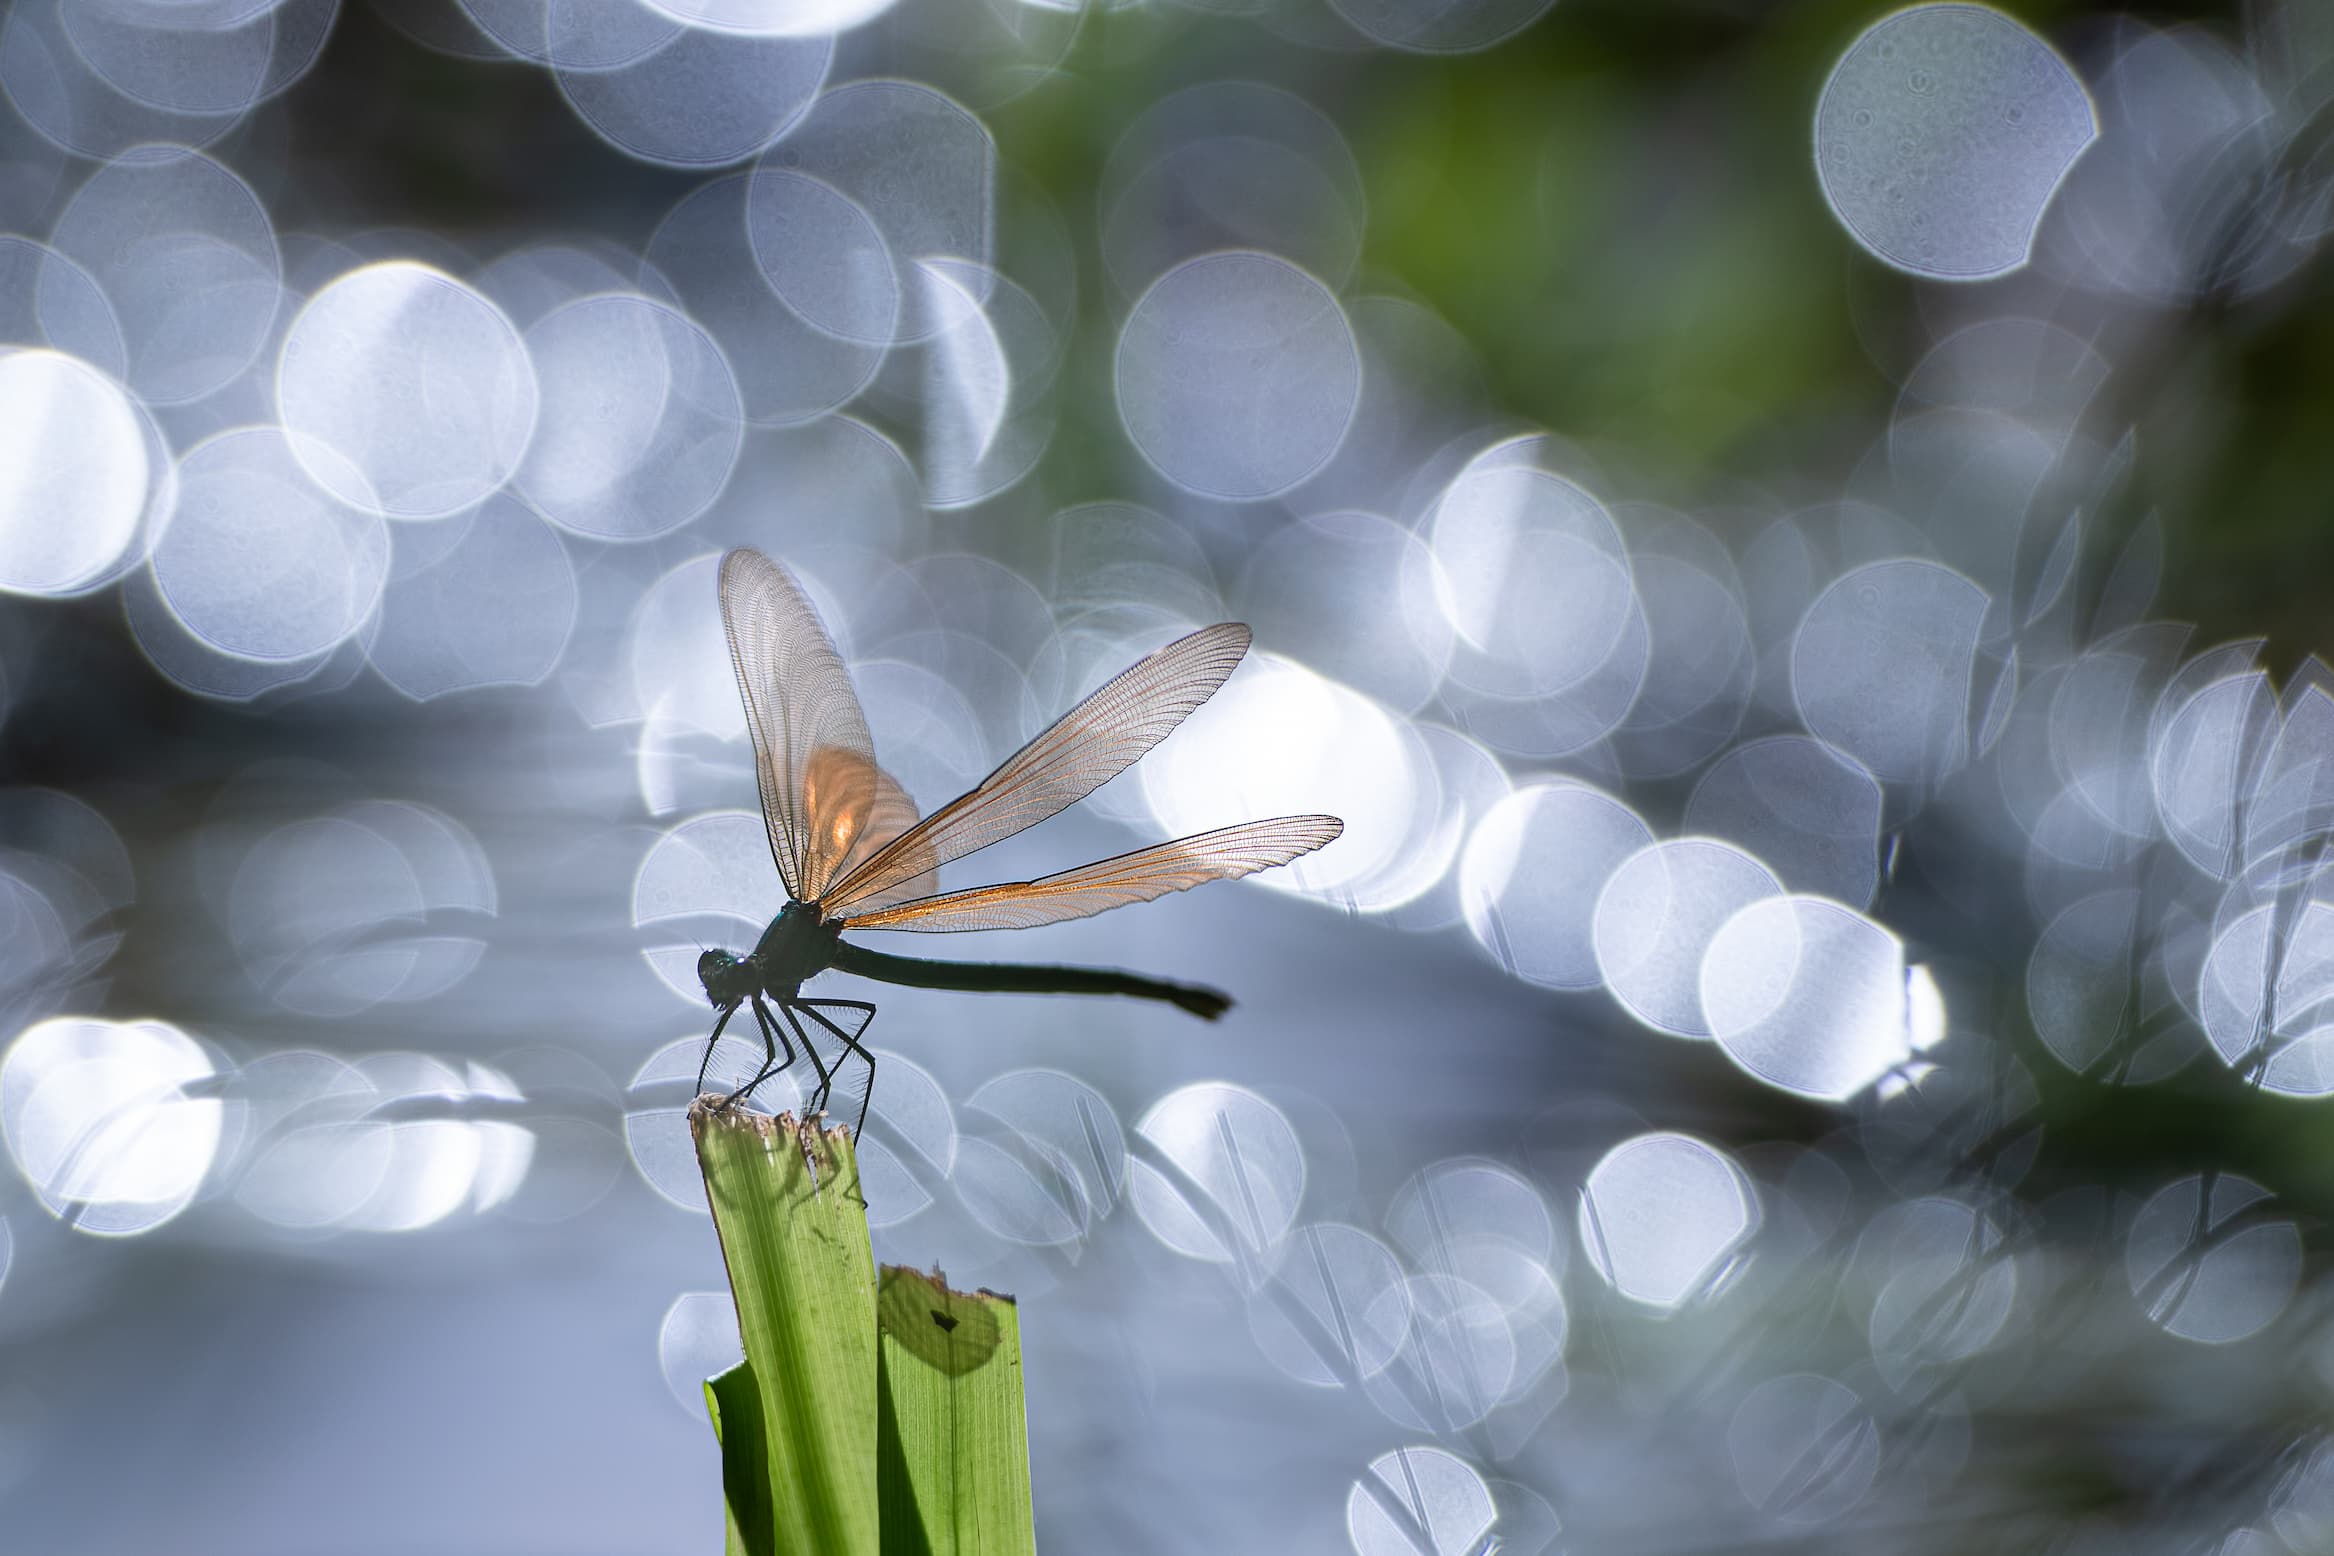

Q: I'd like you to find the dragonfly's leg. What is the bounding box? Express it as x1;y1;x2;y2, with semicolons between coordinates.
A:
726;996;796;1107
695;1002;738;1099
775;999;836;1121
770;1005;835;1187
798;1000;878;1139
760;996;802;1086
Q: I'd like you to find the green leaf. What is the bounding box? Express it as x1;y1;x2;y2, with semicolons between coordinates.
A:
704;1363;769;1556
692;1104;881;1556
874;1266;1035;1556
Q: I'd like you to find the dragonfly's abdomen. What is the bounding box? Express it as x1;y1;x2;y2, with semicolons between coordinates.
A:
829;939;1231;1019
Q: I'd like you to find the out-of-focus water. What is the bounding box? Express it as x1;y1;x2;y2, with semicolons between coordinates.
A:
4;2;2334;1552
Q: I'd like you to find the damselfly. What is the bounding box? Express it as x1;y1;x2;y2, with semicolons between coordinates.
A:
692;548;1342;1134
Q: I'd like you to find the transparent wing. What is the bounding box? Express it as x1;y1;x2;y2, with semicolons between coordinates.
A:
819;622;1252;914
719;548;890;903
828;806;941;916
836;815;1343;933
820;753;932;901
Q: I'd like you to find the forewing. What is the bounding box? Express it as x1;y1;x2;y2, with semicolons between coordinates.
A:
818;622;1251;914
719;549;880;903
836;815;1342;933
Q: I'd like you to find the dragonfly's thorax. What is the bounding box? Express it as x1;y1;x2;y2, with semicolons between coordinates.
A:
751;900;843;994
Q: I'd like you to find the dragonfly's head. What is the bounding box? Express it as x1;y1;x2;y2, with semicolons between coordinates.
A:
697;948;756;1009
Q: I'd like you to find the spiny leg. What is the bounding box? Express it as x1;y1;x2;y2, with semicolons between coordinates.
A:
724;996;800;1108
716;999;779;1109
797;1000;877;1139
695;1001;738;1099
769;996;835;1120
770;1003;834;1187
778;1001;841;1122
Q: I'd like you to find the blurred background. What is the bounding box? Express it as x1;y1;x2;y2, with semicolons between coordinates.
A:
3;0;2334;1551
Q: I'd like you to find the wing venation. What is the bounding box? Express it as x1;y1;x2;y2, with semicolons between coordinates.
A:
836;815;1342;933
718;549;897;903
818;622;1252;914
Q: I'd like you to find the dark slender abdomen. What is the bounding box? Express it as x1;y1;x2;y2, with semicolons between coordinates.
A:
829;940;1230;1019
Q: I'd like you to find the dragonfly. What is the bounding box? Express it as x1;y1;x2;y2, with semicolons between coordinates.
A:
692;547;1343;1135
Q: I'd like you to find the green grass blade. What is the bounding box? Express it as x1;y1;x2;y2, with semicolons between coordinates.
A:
704;1363;769;1556
874;1266;1035;1556
692;1104;881;1556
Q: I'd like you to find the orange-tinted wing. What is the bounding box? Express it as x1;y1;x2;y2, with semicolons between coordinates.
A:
719;548;894;903
821;752;934;902
817;622;1252;915
836;815;1343;932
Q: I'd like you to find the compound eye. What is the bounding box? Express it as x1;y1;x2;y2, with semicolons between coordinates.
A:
696;950;729;982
